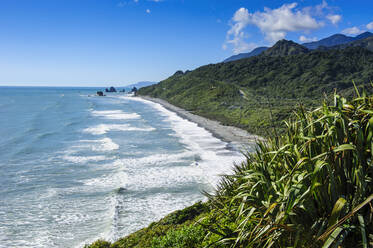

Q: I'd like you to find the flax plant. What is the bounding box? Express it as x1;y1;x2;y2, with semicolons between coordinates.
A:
206;89;373;248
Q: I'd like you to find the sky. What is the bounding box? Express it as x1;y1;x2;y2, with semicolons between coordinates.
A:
0;0;372;86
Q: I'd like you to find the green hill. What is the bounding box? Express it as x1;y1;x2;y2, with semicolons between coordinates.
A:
333;36;373;52
262;39;309;57
139;44;373;136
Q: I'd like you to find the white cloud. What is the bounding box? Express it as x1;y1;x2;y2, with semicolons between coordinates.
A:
299;35;317;42
251;3;323;42
146;9;151;14
327;14;342;24
224;8;257;54
226;3;323;47
367;21;373;30
342;26;364;35
303;0;328;17
224;2;344;54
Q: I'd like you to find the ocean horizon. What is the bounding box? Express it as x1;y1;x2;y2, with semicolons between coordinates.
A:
0;87;248;247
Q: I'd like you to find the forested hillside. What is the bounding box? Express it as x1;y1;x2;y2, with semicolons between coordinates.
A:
139;44;373;136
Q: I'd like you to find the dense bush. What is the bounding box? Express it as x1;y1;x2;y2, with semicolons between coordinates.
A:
205;91;373;247
151;224;205;248
138;47;373;136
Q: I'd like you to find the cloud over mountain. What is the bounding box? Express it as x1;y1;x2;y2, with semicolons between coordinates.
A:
225;2;328;54
342;26;364;35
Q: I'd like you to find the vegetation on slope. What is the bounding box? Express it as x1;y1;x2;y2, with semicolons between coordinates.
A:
139;45;373;136
204;90;373;247
86;202;210;248
262;40;308;56
88;91;373;248
333;36;373;52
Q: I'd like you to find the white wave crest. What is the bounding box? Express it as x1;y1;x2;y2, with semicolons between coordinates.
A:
78;138;120;151
62;155;110;163
83;124;155;135
91;110;140;120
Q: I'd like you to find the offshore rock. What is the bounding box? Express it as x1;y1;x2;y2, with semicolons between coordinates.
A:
105;87;117;92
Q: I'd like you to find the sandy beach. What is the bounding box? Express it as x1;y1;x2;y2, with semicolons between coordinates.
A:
139;96;264;147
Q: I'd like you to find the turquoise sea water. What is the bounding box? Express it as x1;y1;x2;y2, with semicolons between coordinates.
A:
0;87;248;247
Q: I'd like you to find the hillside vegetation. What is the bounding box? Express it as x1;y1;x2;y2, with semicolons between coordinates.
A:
139;45;373;136
87;91;373;247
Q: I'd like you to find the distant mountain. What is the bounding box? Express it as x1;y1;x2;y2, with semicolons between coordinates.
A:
355;31;373;40
126;81;157;89
223;32;373;63
302;34;354;50
224;47;268;62
303;32;373;50
332;36;373;51
262;40;308;57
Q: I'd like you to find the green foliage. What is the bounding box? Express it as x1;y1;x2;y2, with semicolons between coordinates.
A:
151;224;205;248
138;47;373;136
160;201;209;225
85;240;111;248
205;91;373;247
85;202;209;248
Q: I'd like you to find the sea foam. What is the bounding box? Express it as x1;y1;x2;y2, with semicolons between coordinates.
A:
78;138;120;151
91;110;140;120
83;124;155;135
124;96;246;187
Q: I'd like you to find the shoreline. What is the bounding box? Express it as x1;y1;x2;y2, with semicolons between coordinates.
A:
138;96;264;147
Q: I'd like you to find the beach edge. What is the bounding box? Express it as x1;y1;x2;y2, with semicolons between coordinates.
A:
138;96;264;146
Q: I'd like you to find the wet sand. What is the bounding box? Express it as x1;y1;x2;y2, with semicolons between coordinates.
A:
139;96;264;147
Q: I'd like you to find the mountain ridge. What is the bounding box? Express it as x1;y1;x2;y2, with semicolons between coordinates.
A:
224;47;268;62
262;39;308;56
223;31;373;62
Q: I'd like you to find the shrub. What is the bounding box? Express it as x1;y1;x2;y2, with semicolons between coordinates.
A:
206;90;373;247
85;240;111;248
151;224;205;248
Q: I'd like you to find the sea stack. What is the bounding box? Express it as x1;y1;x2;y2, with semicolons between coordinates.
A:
105;87;117;93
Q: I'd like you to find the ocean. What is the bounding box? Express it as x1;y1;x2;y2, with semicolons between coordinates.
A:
0;87;249;247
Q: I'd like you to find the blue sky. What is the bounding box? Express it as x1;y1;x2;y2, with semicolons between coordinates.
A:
0;0;372;86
